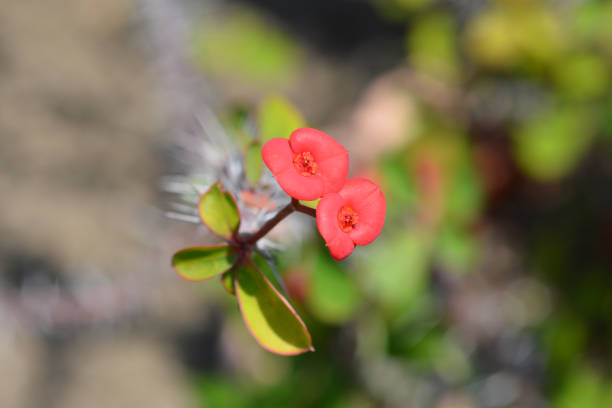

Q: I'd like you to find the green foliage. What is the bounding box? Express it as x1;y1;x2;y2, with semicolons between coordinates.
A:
258;95;305;143
198;182;241;239
190;10;302;86
235;259;313;355
298;198;320;210
172;246;238;282
306;251;360;324
407;12;458;82
182;0;612;403
554;365;608;408
554;53;609;102
361;230;432;313
513;106;594;181
465;3;563;71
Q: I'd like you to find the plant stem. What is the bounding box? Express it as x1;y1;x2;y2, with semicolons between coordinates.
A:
292;199;317;217
242;198;316;245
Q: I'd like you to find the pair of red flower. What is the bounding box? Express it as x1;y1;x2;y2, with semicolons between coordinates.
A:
263;128;386;260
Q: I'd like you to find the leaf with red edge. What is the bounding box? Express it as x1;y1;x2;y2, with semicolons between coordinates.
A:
235;258;313;355
198;182;241;239
173;245;238;282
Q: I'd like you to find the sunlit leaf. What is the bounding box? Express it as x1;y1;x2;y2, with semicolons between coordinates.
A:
258;95;305;143
235;258;313;355
198;182;241;239
173;245;238;282
299;198;320;210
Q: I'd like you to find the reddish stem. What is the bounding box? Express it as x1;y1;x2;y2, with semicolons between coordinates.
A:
242;199;315;245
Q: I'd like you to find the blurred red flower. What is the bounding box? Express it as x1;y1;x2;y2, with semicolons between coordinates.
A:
316;178;386;260
262;128;349;201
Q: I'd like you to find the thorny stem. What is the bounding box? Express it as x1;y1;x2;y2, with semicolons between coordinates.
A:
242;198;315;245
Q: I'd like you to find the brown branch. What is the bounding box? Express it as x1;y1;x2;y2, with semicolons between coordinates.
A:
241;198;316;245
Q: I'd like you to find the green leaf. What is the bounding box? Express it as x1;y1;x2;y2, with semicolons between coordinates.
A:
298;198;320;210
244;142;263;186
513;106;594;181
307;251;360;324
251;251;284;294
190;11;301;86
198;182;241;239
361;230;432;313
221;268;236;295
408;12;459;82
258;95;305;143
235;258;313;355
172;245;238;282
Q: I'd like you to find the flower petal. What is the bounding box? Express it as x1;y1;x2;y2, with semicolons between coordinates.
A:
262;138;292;174
327;232;355;261
340;178;386;246
316;193;355;260
275;167;325;201
317;152;349;195
263;137;325;200
289;128;349;194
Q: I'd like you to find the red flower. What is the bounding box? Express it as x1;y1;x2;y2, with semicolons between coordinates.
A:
262;128;349;201
316;178;386;260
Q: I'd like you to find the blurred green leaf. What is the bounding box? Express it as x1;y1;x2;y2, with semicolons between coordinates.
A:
408;12;458;82
446;149;484;224
513;106;594;181
436;225;478;273
258;95;305;143
375;0;432;21
198;182;241;239
408;331;471;384
236;258;313;355
361;230;432;313
223;106;254;149
572;1;612;55
544;314;587;375
307;251;360;324
172;245;238;282
195;376;249;408
380;155;416;218
555;365;606;408
555;54;609;102
191;11;301;85
245;142;263;186
465;4;563;71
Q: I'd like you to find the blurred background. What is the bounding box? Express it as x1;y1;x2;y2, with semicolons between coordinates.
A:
2;0;612;407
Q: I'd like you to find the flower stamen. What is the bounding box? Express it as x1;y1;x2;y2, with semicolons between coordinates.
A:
337;206;359;233
293;151;318;176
